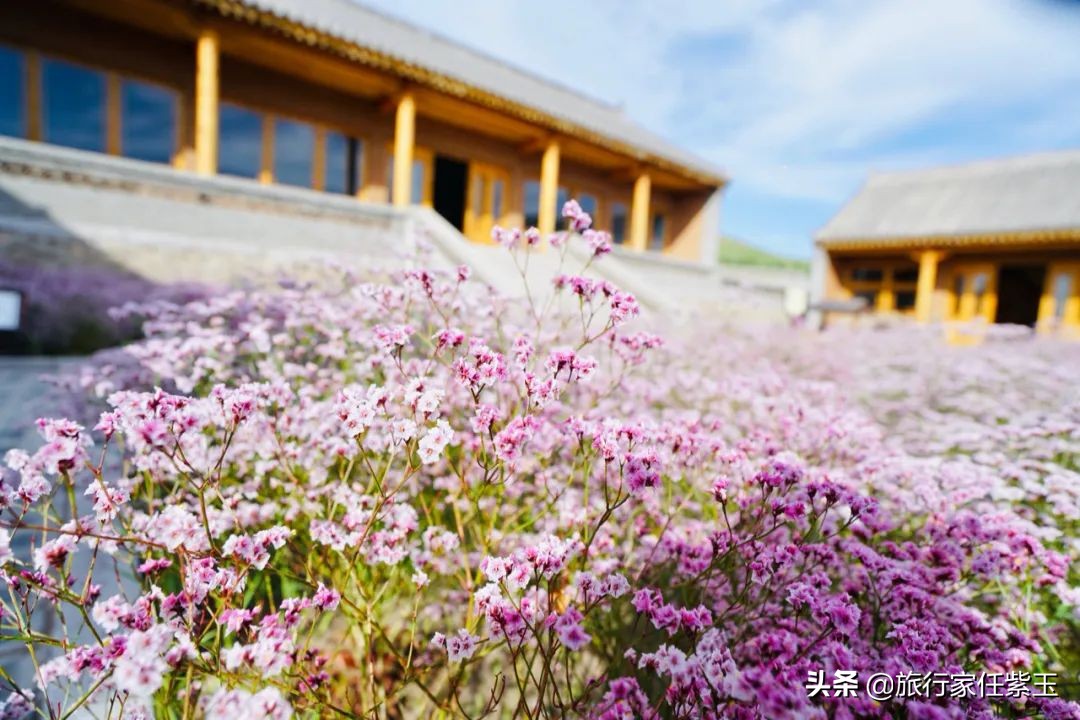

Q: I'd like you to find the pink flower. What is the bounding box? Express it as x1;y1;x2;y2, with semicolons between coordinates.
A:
418;420;453;464
312;583;341;611
491;226;521;248
447;629;479;662
554;607;591;651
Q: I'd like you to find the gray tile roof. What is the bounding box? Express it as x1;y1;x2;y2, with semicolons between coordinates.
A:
817;149;1080;244
216;0;725;183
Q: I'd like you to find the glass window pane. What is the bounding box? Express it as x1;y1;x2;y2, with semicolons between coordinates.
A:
43;58;105;152
557;186;569;229
0;46;25;138
349;138;363;195
650;213;667;250
324;131;349;194
611;202;627;244
411;158;425;203
1053;273;1072;320
273;117;315;187
472;174;485;215
523;180;540;228
851;267;883;282
578;193;597;219
121;79;175;164
218;103;262;178
895;291;916;310
973;273;988;314
492;179;504;219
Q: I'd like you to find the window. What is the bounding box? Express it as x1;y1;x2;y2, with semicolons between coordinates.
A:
972;273;988;315
1053;273;1073;320
411;158;426;204
523;180;540;228
43;58;105;152
851;267;883;282
388;155;428;203
0;46;25;138
472;173;487;216
273;117;315;187
325;132;362;195
492;179;504;220
894;291;916;310
578;194;598;223
557;186;569;229
893;267;919;283
121;79;176;164
650;213;667;250
218;103;262;179
611;202;627;244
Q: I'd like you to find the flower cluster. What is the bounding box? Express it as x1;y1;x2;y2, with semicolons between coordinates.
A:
0;207;1077;719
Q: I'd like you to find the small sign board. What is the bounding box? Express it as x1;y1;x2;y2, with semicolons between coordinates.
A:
0;289;22;331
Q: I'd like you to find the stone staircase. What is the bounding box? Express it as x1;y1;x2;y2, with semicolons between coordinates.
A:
0;136;804;321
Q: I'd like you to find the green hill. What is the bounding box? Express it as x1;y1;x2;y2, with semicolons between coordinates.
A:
717;236;809;271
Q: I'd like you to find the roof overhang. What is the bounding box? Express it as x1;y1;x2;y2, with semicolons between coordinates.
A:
187;0;728;189
817;227;1080;253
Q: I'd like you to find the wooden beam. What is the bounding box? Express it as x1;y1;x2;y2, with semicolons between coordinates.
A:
392;91;416;207
519;135;552;155
608;164;641;184
194;29;219;175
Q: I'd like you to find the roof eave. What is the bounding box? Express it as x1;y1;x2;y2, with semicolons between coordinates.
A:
190;0;727;188
816;227;1080;252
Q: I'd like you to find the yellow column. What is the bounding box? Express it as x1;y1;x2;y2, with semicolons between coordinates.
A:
194;29;219;175
538;139;560;236
628;172;651;251
312;126;326;190
106;73;122;156
258;115;273;184
877;269;895;312
172;90;195;169
26;52;42;141
915;250;941;323
392;92;416;206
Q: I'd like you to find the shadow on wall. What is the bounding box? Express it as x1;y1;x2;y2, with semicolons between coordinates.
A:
0;187;209;356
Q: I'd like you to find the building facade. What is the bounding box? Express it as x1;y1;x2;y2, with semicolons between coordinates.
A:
0;0;725;262
813;151;1080;338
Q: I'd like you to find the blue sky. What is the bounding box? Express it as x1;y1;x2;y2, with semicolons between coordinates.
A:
361;0;1080;259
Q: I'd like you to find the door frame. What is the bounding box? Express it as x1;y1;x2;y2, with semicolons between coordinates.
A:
464;161;509;243
946;262;997;323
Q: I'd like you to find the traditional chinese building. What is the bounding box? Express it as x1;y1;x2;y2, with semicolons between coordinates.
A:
0;0;725;262
813;151;1080;337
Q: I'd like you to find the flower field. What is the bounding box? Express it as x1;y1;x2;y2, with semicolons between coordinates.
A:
1;203;1078;719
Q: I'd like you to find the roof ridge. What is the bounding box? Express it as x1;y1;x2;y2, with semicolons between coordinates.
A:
868;148;1080;186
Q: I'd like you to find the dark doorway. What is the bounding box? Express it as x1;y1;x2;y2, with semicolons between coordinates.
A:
995;264;1045;326
432;156;468;231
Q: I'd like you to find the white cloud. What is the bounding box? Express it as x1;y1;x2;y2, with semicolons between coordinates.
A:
359;0;1080;245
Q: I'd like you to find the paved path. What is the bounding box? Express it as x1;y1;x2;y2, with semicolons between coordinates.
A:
0;356;74;455
0;356;78;691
